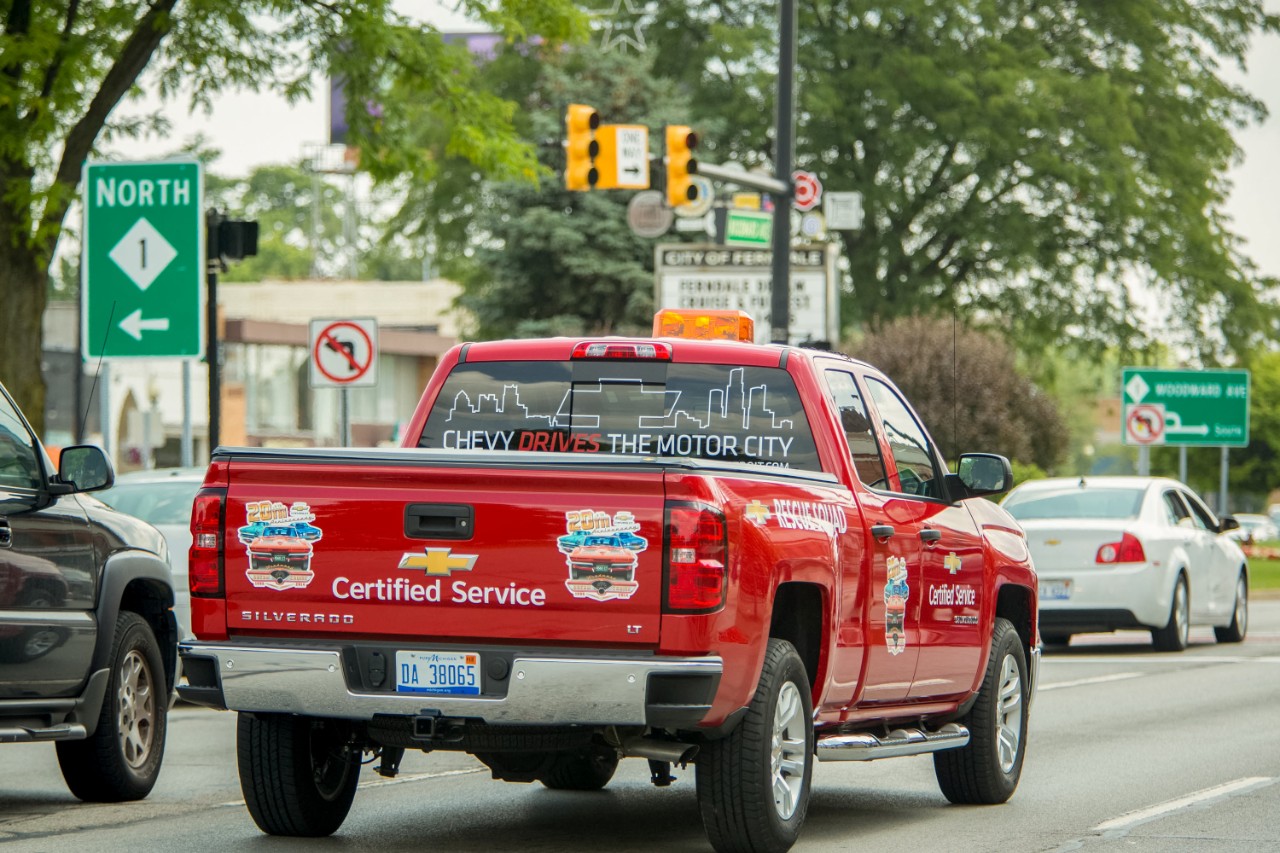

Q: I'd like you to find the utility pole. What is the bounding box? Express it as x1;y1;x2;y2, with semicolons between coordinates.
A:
770;0;798;344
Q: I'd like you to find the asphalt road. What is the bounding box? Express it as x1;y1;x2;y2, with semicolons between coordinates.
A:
2;602;1279;853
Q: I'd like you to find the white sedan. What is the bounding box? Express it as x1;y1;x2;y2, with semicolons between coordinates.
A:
1001;476;1249;651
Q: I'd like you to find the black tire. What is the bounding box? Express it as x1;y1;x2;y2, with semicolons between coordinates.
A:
56;611;168;802
1151;574;1190;652
540;745;620;790
696;638;813;853
237;712;361;837
1214;573;1248;643
934;617;1028;805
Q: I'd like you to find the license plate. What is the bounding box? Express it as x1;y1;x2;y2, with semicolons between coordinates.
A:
395;650;481;695
272;553;289;563
1039;579;1072;601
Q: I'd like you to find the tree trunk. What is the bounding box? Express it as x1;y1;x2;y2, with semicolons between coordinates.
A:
0;224;50;437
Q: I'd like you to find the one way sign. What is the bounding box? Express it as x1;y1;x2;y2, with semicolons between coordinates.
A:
596;125;650;190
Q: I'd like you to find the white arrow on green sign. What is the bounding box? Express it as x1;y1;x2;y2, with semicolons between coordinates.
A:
1121;367;1249;447
81;160;204;359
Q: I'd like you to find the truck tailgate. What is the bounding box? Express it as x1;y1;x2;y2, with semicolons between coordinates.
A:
223;459;666;645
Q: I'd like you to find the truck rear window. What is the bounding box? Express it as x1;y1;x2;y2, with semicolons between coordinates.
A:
420;361;821;472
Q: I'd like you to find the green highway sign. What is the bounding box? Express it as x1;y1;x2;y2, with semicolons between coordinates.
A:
716;209;773;247
1121;368;1249;447
82;161;204;359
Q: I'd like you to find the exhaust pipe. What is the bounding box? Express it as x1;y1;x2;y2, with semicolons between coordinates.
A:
620;736;699;764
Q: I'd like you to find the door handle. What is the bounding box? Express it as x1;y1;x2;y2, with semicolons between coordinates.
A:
919;528;942;543
870;524;895;540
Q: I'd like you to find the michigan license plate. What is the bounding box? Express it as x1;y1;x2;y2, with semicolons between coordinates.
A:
1039;579;1072;601
395;650;480;695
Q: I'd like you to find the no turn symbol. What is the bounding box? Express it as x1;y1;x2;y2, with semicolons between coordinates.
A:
310;318;378;388
1125;403;1165;446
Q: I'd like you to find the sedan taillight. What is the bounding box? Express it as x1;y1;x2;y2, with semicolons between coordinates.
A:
189;488;227;596
1096;532;1146;564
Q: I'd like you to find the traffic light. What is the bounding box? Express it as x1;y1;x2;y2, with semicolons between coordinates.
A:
665;125;699;207
564;104;600;191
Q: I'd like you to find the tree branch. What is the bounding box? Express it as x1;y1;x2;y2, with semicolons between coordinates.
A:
40;0;180;259
36;0;81;102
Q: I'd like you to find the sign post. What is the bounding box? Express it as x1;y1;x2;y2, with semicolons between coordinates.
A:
82;161;204;359
310;318;379;447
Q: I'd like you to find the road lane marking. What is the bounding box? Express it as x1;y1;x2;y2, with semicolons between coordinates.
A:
1049;655;1280;665
1038;672;1142;691
1091;776;1274;833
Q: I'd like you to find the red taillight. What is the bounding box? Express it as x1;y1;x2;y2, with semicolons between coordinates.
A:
571;341;672;360
189;488;226;596
1096;532;1146;564
665;504;727;611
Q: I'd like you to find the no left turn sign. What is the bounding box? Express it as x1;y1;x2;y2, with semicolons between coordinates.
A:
1125;403;1165;446
310;318;378;388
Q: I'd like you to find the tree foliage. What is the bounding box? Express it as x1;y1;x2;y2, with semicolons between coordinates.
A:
847;315;1068;471
644;1;1280;362
0;0;585;432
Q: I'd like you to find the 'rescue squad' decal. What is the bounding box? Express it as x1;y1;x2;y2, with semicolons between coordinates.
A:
884;556;909;655
241;501;323;591
560;509;648;602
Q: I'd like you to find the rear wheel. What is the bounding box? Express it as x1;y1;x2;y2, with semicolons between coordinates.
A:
1151;574;1190;652
935;617;1028;804
1213;574;1248;643
57;611;167;802
540;745;620;791
237;713;360;837
696;638;813;853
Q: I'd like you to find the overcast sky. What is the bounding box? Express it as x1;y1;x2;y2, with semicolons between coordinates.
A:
107;3;1280;283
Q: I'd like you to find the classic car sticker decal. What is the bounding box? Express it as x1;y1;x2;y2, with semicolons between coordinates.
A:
242;501;322;591
884;556;909;656
560;508;647;602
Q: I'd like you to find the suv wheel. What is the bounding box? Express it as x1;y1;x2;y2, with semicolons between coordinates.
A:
56;611;168;801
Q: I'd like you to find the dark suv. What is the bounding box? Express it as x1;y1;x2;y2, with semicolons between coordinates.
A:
0;381;176;801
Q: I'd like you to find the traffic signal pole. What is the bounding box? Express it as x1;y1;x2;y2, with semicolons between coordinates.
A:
770;0;797;344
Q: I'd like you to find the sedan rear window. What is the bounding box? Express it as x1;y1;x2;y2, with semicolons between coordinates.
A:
420;361;821;472
1003;487;1145;520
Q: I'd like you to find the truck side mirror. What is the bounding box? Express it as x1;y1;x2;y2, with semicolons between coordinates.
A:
56;445;115;493
950;453;1013;500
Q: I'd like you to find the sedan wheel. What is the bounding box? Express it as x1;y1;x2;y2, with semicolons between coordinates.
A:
1214;574;1248;643
1152;575;1190;652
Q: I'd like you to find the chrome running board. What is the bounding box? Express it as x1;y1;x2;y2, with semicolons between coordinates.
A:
816;722;969;762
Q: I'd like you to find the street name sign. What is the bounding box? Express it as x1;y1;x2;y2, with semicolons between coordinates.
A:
715;209;773;247
1121;367;1249;447
654;243;838;345
82;160;204;359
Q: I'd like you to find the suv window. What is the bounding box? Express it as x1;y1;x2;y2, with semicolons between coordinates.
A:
0;391;41;491
421;361;822;472
864;377;942;498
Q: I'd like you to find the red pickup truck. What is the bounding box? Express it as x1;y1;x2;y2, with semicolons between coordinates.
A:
179;312;1038;852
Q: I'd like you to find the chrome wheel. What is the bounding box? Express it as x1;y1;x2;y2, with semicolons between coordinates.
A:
117;649;157;770
771;681;807;820
995;653;1023;774
1233;577;1248;636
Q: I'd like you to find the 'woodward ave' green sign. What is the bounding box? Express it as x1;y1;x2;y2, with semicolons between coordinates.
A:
1121;368;1249;448
82;161;204;359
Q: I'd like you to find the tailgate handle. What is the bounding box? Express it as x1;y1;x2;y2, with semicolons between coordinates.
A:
405;504;473;540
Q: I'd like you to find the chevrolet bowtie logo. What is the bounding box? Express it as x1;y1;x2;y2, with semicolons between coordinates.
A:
398;548;478;576
744;500;772;526
944;552;962;574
